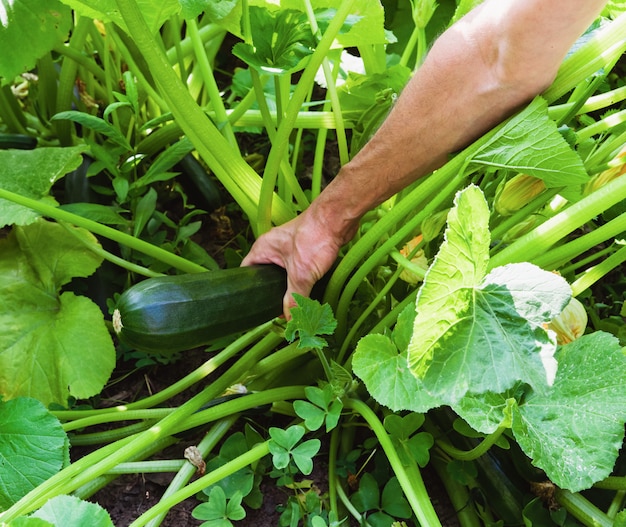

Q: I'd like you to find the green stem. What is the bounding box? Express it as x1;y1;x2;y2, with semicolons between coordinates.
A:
571;243;626;296
69;421;155;446
256;0;358;234
593;476;626;491
114;0;292;226
129;442;271;527
53;42;106;85
72;436;178;500
106;460;186;474
335;479;370;526
532;210;626;270
554;488;613;527
63;409;172;432
434;426;507;462
0;188;206;274
186;18;238;149
54;322;277;421
55;16;91;145
489;172;626;269
177;386;307;434
59;220;163;278
323;120;500;312
0;85;28;133
345;399;443;527
1;331;282;521
550;84;626;121
144;417;238;527
334;169;466;341
430;456;483;527
576;107;626;144
302;0;349;167
544;11;626;103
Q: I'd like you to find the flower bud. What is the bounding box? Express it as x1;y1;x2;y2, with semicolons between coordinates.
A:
584;144;626;196
398;234;429;285
548;297;587;345
421;208;449;242
494;174;546;216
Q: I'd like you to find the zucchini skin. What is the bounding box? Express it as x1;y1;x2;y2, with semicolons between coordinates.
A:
0;133;37;150
113;265;286;354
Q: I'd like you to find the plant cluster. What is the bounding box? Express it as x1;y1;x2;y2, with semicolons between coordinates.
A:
2;0;626;526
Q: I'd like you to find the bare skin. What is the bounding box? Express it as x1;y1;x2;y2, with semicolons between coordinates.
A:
242;0;608;318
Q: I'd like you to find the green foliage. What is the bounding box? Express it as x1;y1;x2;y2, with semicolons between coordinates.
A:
285;294;337;350
192;487;246;527
408;185;571;404
0;0;72;84
1;1;626;526
0;147;86;227
351;474;412;527
268;425;321;475
293;385;343;432
233;7;316;75
383;413;433;468
0;398;69;510
0;220;115;405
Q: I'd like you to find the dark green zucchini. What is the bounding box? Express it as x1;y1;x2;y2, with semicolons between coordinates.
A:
112;265;286;354
0;133;37;150
177;154;222;212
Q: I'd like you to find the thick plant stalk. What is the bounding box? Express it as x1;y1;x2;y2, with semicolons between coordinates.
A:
489;173;626;269
544;11;626;103
114;0;292;227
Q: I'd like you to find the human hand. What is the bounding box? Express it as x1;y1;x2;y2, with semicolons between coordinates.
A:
241;206;351;319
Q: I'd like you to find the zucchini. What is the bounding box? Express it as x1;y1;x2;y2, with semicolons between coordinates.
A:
177;154;222;212
0;133;37;150
112;265;286;354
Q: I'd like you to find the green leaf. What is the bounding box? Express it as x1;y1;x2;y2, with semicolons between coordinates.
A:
352;305;441;413
58;203;129;226
285;294;337;350
380;478;411;519
384;414;433;468
293;385;343;432
0;146;86;228
203;433;255;500
408;185;570;404
451;389;518;434
383;413;424;440
266;0;387;47
0;0;72;83
291;439;321;475
0;221;115;406
351;473;380;513
471;97;589;191
194;487;245;525
179;0;238;22
52;111;133;151
293;400;326;431
57;0;180;33
0;398;68;510
512;331;626;491
31;495;114;527
5;517;54;526
233;7;316;75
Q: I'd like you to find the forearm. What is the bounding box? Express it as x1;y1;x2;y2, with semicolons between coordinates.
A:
314;0;607;240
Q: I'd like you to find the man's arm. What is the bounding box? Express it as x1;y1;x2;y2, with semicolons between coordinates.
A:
242;0;608;317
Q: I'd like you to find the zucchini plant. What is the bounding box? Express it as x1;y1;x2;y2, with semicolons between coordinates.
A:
2;1;626;526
